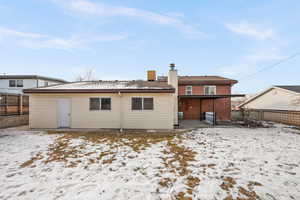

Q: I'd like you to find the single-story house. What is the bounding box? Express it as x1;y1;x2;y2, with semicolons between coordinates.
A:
24;68;178;130
239;85;300;111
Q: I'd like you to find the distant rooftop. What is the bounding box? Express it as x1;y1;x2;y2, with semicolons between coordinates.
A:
276;85;300;94
24;80;175;93
0;75;67;83
158;75;237;85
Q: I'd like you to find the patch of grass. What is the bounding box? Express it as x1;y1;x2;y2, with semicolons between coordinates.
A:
220;178;262;200
220;177;237;191
175;191;193;200
21;130;185;168
238;186;261;200
44;135;80;166
224;195;233;200
200;163;217;168
20;152;43;168
186;176;200;188
159;138;199;199
158;178;176;188
47;130;184;153
102;155;117;164
247;181;263;188
165;140;197;176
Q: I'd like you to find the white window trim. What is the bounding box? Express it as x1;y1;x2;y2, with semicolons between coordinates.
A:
185;86;193;95
9;80;16;87
89;97;112;111
131;97;154;111
204;85;216;95
9;79;23;87
17;80;23;87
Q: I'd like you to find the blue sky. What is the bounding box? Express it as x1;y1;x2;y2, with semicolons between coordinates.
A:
1;0;300;94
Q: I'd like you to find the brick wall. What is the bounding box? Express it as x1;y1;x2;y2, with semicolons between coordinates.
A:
178;85;231;95
201;98;231;121
179;97;231;121
178;84;232;121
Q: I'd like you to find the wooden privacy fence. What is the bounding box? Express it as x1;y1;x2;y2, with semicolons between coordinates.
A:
236;109;300;127
0;93;29;116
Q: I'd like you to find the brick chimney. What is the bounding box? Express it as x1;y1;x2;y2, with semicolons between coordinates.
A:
147;70;156;81
168;63;178;125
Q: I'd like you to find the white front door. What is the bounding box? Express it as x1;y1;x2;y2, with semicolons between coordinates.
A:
58;98;71;128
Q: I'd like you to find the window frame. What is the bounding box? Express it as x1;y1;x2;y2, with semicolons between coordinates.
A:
185;85;193;95
89;98;101;111
9;80;16;87
89;97;112;111
16;80;23;87
131;97;154;111
204;85;216;95
100;98;111;110
131;97;143;110
143;97;154;110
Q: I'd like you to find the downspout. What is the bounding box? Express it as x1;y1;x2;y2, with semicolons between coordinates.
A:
118;91;123;132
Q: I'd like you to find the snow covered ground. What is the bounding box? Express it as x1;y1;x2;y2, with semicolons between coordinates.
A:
0;125;299;200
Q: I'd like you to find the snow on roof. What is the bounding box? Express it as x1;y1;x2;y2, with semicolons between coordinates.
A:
24;80;175;93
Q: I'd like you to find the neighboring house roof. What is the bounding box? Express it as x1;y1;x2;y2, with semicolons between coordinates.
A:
0;75;67;83
275;85;300;94
23;80;175;93
157;76;237;85
239;85;300;108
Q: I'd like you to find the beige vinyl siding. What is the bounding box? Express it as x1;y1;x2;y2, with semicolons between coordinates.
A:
28;93;174;129
29;95;58;128
122;93;174;129
244;88;300;111
71;95;120;129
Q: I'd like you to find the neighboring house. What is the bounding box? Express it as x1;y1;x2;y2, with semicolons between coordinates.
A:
158;70;241;122
0;75;68;94
239;85;300;111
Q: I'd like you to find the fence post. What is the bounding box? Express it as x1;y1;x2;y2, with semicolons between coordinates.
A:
19;95;23;115
5;94;8;116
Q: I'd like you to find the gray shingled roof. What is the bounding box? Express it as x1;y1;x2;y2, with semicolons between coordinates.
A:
157;75;237;85
23;80;175;93
276;85;300;94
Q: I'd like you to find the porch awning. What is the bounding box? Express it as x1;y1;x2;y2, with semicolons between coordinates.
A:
179;94;245;99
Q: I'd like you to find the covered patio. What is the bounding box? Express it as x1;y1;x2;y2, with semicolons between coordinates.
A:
178;94;245;125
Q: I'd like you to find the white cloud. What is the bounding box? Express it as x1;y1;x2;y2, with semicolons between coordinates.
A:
0;26;127;50
225;22;276;40
52;0;205;39
21;35;127;50
0;27;47;38
20;37;84;50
